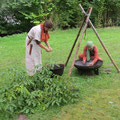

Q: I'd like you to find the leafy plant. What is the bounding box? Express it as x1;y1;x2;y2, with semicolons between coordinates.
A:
0;66;79;118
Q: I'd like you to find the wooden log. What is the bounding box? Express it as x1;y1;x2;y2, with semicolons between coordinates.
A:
68;7;93;76
65;18;86;67
65;8;90;67
79;4;120;73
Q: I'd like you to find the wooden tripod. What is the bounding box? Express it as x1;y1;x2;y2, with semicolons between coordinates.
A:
66;4;119;76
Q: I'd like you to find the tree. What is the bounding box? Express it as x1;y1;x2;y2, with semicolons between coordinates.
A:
0;0;120;35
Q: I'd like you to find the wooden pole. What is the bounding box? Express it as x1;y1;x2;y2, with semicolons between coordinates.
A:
68;7;93;76
79;4;120;73
65;8;90;67
65;18;86;67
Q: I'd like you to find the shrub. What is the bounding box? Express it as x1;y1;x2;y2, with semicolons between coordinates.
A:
0;66;79;118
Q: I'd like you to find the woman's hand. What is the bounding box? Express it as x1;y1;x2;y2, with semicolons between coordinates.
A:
46;48;52;52
82;60;86;64
89;62;94;66
49;47;52;52
46;48;51;52
39;42;52;52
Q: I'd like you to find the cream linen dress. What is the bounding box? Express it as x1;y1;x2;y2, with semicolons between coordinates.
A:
25;25;42;76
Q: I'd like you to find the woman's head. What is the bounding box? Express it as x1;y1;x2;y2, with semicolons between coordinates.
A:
87;41;93;50
43;20;53;33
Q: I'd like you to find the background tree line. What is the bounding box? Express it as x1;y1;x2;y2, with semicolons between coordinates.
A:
0;0;120;36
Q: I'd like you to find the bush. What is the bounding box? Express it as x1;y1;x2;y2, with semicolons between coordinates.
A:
0;66;79;118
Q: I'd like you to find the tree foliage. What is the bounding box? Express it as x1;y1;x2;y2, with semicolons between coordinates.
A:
0;0;120;35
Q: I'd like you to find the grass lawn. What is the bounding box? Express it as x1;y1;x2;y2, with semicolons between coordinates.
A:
0;27;120;120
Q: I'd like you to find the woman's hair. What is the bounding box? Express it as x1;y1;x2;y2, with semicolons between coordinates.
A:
44;20;53;29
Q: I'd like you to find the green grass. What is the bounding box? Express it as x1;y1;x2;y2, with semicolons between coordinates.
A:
0;27;120;120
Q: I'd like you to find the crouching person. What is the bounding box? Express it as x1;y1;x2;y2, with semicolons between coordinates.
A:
25;21;53;76
78;41;102;66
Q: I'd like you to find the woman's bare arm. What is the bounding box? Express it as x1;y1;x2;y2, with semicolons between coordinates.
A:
45;41;52;51
45;41;51;48
35;40;50;52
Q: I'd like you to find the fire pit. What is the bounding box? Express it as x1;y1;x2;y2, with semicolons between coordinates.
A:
74;59;103;75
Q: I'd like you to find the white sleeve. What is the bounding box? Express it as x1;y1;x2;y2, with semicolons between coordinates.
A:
34;29;41;42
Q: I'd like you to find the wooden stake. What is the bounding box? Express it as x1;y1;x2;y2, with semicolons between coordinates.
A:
79;4;120;73
65;18;86;67
68;7;93;76
65;8;90;67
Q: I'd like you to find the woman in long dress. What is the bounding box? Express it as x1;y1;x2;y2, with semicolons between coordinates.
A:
25;21;53;76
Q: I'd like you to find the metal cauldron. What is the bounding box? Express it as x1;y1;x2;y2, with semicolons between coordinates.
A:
74;59;103;75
